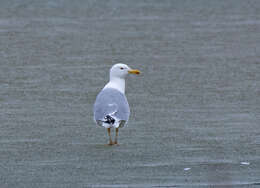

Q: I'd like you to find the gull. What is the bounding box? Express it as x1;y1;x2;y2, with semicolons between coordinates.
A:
93;63;140;145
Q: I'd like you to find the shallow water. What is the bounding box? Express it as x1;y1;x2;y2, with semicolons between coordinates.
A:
0;0;260;187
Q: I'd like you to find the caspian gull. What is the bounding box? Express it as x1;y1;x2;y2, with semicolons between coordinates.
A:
93;63;140;145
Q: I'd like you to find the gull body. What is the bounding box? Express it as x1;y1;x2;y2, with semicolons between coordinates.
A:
93;63;140;145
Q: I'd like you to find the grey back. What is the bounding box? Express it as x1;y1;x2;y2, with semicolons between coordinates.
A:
93;88;130;123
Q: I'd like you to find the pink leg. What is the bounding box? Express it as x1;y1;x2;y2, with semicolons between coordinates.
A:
107;128;113;145
114;128;119;145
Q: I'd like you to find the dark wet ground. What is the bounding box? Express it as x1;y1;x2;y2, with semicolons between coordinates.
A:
0;0;260;187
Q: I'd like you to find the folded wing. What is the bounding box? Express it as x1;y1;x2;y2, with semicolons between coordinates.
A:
93;88;130;128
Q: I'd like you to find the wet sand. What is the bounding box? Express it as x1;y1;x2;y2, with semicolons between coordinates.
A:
0;0;259;187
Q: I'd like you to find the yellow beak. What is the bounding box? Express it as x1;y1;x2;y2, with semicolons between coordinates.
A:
128;69;141;75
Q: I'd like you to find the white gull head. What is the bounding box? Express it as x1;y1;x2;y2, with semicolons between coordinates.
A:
104;63;140;94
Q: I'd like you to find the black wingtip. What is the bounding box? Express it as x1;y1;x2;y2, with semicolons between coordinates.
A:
104;115;115;124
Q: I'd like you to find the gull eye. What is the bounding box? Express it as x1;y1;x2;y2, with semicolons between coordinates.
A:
120;67;124;70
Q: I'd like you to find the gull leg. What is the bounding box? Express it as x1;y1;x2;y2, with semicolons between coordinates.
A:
114;128;119;145
107;128;113;145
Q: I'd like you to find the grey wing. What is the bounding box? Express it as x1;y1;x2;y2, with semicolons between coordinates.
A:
94;102;119;120
93;88;130;123
94;103;119;126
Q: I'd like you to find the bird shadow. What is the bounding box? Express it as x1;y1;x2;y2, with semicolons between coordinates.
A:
92;143;120;149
